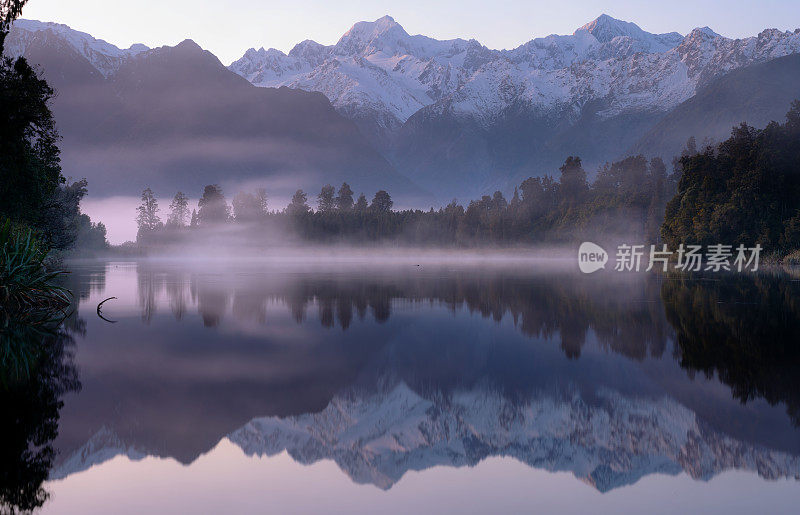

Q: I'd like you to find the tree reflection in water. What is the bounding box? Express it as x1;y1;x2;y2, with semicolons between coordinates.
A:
0;312;81;513
9;262;798;504
662;271;800;426
132;263;799;421
135;264;673;361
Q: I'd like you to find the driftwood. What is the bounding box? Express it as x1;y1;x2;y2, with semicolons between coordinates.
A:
97;296;117;323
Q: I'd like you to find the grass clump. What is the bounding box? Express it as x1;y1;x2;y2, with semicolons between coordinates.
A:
0;219;70;315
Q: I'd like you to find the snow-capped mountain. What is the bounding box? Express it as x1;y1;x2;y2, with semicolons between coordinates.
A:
3;19;419;199
229;14;800;128
5;19;149;76
230;383;800;491
224;14;800;197
230;15;493;127
6;15;800;199
574;14;685;52
52;382;800;492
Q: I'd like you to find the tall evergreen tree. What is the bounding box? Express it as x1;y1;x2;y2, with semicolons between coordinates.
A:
662;102;800;254
354;193;368;215
287;189;309;216
0;40;63;231
335;183;354;211
370;190;393;213
167;192;190;228
317;184;335;213
197;185;229;224
558;156;588;204
136;188;161;238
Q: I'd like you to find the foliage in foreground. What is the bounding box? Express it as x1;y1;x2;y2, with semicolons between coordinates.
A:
0;219;70;314
1;2;108;255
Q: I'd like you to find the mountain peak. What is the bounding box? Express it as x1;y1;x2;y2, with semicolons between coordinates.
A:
173;39;204;53
694;26;722;38
576;14;648;43
335;15;410;56
583;13;620;26
370;15;400;32
343;14;405;38
7;19;149;77
288;39;330;66
127;43;149;53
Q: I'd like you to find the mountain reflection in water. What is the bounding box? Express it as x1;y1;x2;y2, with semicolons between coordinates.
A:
4;261;799;512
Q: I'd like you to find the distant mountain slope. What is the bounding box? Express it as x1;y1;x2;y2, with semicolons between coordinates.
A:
630;53;800;160
5;21;424;201
227;15;800;198
7;16;800;201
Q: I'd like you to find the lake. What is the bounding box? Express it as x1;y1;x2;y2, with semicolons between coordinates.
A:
6;259;800;513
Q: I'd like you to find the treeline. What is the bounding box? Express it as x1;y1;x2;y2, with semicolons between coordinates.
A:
135;104;800;255
663;101;800;260
0;16;108;257
135;155;677;246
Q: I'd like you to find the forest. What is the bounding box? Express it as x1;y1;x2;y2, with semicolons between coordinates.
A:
663;101;800;260
131;103;800;260
134;154;677;248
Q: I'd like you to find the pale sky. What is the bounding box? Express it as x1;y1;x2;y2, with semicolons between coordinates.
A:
20;0;800;64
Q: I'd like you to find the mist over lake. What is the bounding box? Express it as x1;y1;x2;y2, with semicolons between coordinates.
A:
3;1;800;513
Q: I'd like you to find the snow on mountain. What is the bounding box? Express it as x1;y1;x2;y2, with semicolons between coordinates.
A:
228;14;800;130
229;15;495;125
229;383;800;491
50;426;148;481
10;15;799;140
5;19;148;76
229;46;312;85
575;13;684;52
436;22;800;124
50;382;800;491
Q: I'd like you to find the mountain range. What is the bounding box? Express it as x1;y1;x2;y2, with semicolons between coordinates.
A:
6;15;800;201
52;381;800;492
4;20;420;201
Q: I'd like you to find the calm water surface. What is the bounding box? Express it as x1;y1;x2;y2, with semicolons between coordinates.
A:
8;259;800;513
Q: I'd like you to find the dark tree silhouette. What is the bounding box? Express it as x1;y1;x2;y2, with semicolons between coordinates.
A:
558;156;588;204
0;42;63;235
0;0;29;51
662;102;800;255
370;190;393;213
136;188;161;239
662;273;800;425
1;311;80;513
317;184;335;213
336;183;354;212
287;189;309;216
167;192;190;228
197;185;230;224
354;193;368;214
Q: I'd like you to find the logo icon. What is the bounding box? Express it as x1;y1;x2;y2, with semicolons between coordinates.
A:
578;242;608;274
